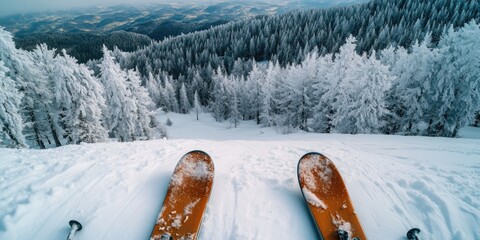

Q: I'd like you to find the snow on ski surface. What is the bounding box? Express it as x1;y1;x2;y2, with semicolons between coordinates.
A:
171;154;213;186
298;154;333;188
301;188;327;210
1;112;479;240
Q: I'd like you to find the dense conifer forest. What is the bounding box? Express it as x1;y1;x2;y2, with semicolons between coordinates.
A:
124;0;479;77
15;31;152;63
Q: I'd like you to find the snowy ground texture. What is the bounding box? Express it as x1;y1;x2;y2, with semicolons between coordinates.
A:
1;112;479;240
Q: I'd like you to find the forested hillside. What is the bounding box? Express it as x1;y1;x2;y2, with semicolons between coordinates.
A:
124;0;479;77
116;0;479;137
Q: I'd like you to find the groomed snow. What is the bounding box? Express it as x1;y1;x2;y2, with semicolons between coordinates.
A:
1;112;479;239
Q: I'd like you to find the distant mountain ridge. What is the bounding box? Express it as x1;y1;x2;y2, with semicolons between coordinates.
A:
0;1;368;39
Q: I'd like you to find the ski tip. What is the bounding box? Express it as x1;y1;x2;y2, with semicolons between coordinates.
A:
69;220;83;231
183;150;214;167
297;152;328;171
299;152;327;160
407;228;421;239
185;150;211;158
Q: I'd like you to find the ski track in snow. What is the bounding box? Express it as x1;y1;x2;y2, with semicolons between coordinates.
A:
0;113;479;240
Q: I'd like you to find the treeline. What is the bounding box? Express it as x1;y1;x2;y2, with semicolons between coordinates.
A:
142;22;480;137
15;31;152;63
129;19;230;42
0;28;165;149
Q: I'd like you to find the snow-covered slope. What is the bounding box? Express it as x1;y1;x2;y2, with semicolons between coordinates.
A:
1;112;479;239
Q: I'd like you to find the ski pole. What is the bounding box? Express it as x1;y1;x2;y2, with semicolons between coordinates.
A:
407;228;421;240
66;220;82;240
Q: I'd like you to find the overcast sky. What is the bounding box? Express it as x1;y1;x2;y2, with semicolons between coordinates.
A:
0;0;231;17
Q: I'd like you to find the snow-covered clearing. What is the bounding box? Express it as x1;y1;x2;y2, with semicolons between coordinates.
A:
1;112;479;239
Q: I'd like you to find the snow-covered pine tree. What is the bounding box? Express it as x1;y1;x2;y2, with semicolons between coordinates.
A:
52;50;108;144
100;45;138;142
272;65;298;134
248;61;266;124
164;76;179;113
350;50;393;134
234;75;249;120
240;75;256;120
30;44;63;147
20;59;56;148
1;28;55;148
431;21;480;137
0;27;18;71
330;36;366;134
282;64;306;131
387;36;439;135
380;45;405;134
192;90;202;120
229;90;241;128
231;58;247;77
259;62;278;127
311;53;335;133
126;68;156;140
379;45;399;68
291;52;317;131
189;70;206;105
146;72;162;108
179;83;191;114
211;68;229;122
155;72;168;111
0;60;26;148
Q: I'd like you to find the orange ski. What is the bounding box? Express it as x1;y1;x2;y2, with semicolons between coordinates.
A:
150;151;214;240
298;152;366;240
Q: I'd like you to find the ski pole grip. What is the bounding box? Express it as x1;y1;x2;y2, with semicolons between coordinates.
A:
67;220;83;240
69;220;83;231
407;228;421;240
